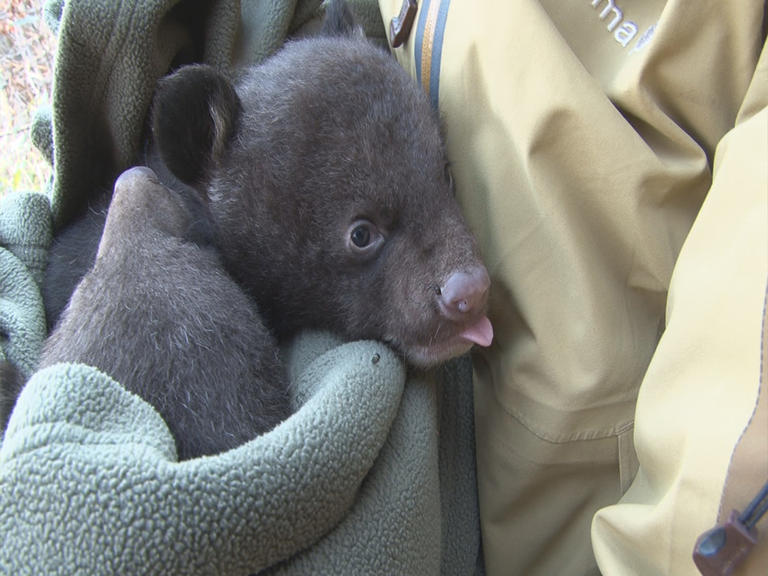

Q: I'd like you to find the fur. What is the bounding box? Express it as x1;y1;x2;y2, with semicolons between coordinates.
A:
0;361;23;434
39;167;290;459
42;192;110;330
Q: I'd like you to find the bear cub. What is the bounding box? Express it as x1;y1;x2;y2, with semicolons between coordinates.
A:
150;0;494;368
8;0;493;458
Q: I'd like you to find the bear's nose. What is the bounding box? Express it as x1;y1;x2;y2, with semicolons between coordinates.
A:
438;266;490;321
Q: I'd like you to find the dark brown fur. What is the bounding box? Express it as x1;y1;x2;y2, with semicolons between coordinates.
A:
39;167;290;459
152;0;491;368
0;361;23;434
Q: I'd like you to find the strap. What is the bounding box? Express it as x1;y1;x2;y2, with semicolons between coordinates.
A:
414;0;451;109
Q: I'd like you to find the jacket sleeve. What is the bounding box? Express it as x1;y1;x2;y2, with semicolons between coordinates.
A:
592;39;768;575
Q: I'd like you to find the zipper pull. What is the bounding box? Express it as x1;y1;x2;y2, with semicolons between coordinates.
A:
694;480;768;575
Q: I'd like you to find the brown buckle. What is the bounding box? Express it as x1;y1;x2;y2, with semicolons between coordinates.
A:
390;0;418;48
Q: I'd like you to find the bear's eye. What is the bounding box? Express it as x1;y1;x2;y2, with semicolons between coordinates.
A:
346;219;384;258
351;224;371;247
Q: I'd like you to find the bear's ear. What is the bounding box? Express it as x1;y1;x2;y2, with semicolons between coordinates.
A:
151;65;241;186
320;0;363;38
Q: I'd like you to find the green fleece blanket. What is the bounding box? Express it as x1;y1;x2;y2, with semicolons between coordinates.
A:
0;1;482;574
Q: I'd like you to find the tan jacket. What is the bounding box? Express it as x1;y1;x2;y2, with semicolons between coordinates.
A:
379;0;767;574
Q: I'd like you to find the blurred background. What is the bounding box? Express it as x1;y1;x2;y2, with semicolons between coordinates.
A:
1;0;55;195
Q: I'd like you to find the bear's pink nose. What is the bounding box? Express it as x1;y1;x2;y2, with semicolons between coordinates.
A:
438;266;490;322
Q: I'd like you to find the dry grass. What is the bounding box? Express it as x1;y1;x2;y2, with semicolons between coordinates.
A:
0;0;56;195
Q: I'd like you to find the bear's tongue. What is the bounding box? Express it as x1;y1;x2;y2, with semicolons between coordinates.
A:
459;316;494;347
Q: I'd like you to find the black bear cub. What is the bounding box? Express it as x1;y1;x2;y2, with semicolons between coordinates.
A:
150;0;493;368
7;0;493;457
